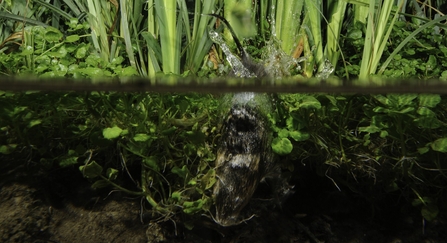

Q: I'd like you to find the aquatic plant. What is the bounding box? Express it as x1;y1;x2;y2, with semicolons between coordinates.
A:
1;0;447;227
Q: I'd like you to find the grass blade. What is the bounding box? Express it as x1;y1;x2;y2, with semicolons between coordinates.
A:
324;0;347;68
120;0;136;68
304;0;324;73
154;0;179;74
275;0;304;55
0;12;49;27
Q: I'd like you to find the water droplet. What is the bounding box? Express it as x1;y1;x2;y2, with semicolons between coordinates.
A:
315;59;335;79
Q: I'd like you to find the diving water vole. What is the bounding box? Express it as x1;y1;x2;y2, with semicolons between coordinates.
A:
210;14;289;226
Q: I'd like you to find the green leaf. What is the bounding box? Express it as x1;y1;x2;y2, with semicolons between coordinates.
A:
183;199;204;214
185;130;206;144
143;156;160;172
299;96;321;109
396;106;414;114
430;138;447;152
120;129;128;136
384;181;399;193
201;169;216;190
28;119;42;128
395;94;418;107
64;44;77;53
22;45;34;55
103;126;123;139
404;49;415;55
278;128;289;138
421;204;439;221
141;31;162;62
10;106;27;116
35;64;49;73
110;56;124;65
416;107;436;117
133;133;152;142
358;125;381;133
119;66;139;77
53;46;68;58
44;27;63;42
79;161;103;178
289;130;309;142
374;95;389;106
91;180;109;189
285;116;295;130
106;168;118;180
39;70;67;78
68;18;79;28
171;191;181;202
75;45;88;59
65;35;80;43
347;29;362;39
414;116;441;129
171;165;189;179
60;156;78;167
161;126;177;135
412;197;429;207
0;144;17;154
325;95;338;106
80;67;105;78
85;54;101;66
272;137;293;155
418;94;441;108
418;147;429;154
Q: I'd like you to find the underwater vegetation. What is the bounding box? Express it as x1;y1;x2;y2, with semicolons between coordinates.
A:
1;0;447;234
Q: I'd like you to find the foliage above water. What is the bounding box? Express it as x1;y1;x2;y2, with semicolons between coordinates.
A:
1;0;446;79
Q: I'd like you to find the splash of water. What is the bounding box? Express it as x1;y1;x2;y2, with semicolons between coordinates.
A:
208;29;256;78
315;59;335;79
262;39;303;78
270;5;276;38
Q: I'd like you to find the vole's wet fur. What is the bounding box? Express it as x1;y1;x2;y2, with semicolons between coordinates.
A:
210;14;292;226
213;104;275;226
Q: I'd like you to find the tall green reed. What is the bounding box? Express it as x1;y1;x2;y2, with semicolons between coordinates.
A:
274;0;304;55
184;0;219;75
153;0;180;74
2;0;446;79
324;0;347;70
358;0;403;80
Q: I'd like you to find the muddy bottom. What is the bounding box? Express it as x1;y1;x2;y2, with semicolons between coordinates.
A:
1;161;446;243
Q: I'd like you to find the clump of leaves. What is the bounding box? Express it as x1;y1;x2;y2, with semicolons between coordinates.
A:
272;92;447;222
336;17;447;79
270;94;320;156
0;19;138;78
0;91;95;168
1;91;220;225
75;93;220;223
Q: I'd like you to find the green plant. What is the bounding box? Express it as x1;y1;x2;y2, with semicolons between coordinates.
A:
1;91;221;224
78;93;220;223
358;0;403;80
270;94;320;156
7;24;137;78
3;0;447;227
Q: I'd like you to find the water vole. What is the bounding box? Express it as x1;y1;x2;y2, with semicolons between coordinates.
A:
209;14;285;226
